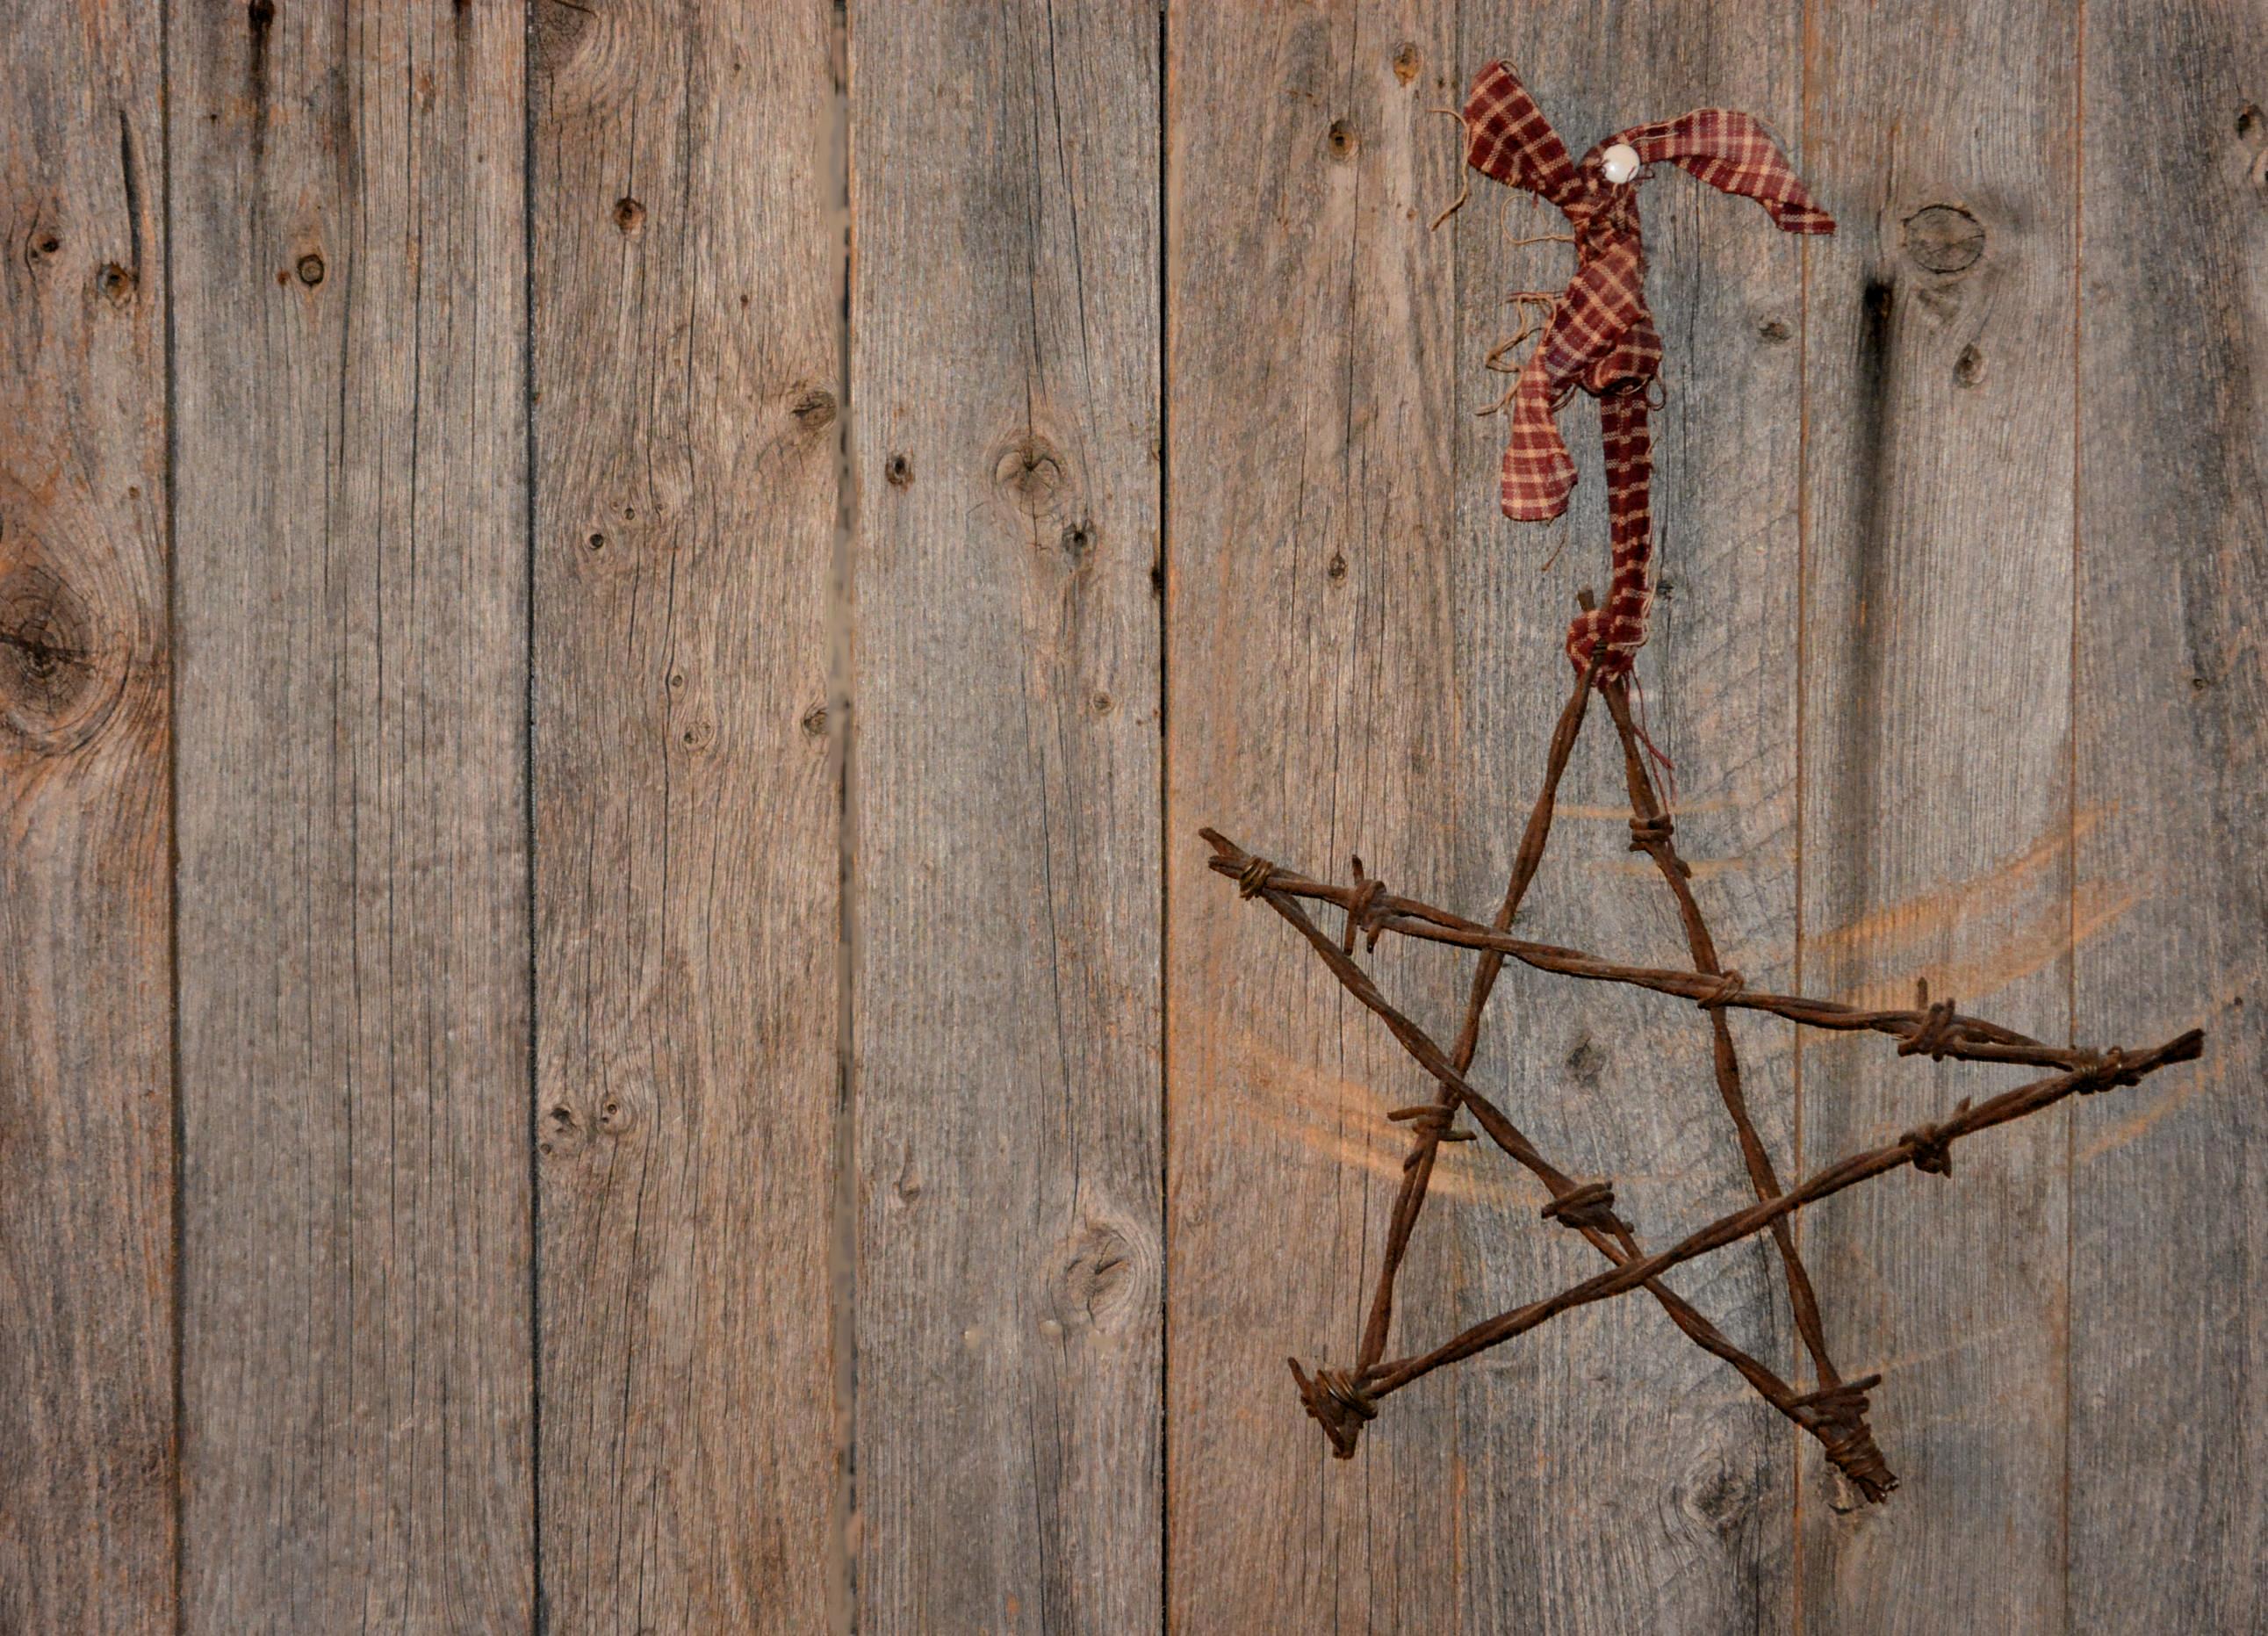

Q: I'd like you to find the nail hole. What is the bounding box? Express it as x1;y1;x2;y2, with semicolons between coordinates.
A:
586;532;606;552
885;452;913;487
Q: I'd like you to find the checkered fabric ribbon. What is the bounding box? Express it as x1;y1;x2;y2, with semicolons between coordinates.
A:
1462;61;1832;674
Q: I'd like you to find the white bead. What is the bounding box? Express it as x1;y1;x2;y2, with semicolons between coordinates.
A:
1601;143;1642;185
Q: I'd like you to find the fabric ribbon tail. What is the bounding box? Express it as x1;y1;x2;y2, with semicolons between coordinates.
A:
1501;364;1578;523
1619;109;1837;235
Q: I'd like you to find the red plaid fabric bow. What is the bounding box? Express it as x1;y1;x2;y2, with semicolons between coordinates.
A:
1462;61;1832;674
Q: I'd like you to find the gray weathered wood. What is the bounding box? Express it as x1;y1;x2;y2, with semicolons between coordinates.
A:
529;2;841;1628
1447;9;1809;1629
2069;4;2268;1626
169;4;533;1625
851;4;1163;1631
1797;0;2077;1625
1165;6;1464;1628
0;6;174;1631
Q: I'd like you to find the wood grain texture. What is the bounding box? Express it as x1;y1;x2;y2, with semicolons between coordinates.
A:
1165;5;1463;1628
169;4;532;1627
1797;0;2077;1626
529;2;840;1629
0;5;173;1631
1446;8;1810;1629
2069;3;2268;1626
852;4;1162;1631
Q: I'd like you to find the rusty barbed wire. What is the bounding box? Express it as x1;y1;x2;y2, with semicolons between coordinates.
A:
1200;614;2204;1500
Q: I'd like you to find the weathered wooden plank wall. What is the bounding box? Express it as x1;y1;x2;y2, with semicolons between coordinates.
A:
2;1;2261;1632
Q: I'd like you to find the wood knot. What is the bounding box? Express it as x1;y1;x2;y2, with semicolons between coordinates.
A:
1901;204;1985;274
1392;44;1420;84
1327;119;1357;160
1055;1220;1141;1333
539;1102;584;1158
531;0;594;74
992;435;1068;518
295;253;326;286
790;386;837;428
614;196;646;234
884;451;914;487
98;263;137;305
0;559;122;753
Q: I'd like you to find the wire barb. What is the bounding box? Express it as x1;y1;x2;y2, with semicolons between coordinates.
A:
1540;1180;1628;1236
1288;1358;1378;1459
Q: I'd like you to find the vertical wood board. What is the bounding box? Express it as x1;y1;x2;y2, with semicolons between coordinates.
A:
852;4;1163;1631
2070;1;2268;1626
530;2;841;1627
1165;4;1463;1629
1798;0;2077;1626
0;4;175;1630
170;4;533;1625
